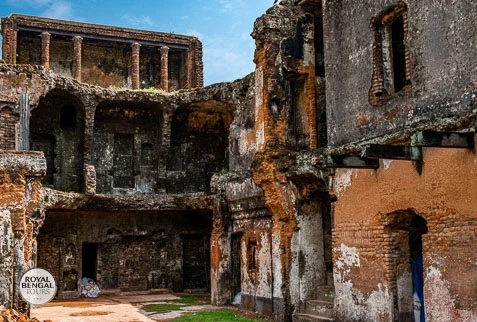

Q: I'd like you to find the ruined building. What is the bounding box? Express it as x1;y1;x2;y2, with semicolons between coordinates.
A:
0;0;476;321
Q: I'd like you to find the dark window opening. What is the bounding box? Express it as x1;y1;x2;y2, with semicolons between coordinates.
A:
314;12;325;77
82;242;98;281
369;2;410;106
247;239;258;271
391;15;407;93
60;105;77;129
287;79;308;149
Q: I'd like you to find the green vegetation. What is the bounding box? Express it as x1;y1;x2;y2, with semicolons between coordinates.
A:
172;295;201;304
143;303;185;313
173;309;258;321
139;86;167;93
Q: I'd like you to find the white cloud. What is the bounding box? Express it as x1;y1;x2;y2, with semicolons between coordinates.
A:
218;0;248;13
43;1;73;20
7;0;75;20
186;29;204;39
121;14;154;29
180;15;189;20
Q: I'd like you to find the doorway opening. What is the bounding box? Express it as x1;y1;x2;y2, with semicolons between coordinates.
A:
385;210;427;322
82;242;98;281
409;215;427;322
181;234;210;290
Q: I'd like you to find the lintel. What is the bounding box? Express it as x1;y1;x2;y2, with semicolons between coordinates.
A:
325;155;380;169
411;130;475;150
361;144;422;161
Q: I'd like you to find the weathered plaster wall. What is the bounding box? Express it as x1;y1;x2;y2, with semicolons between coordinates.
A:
93;101;162;194
37;210;211;295
167;105;229;193
30;90;84;192
49;36;74;79
82;39;132;88
324;0;477;147
16;31;41;66
249;2;328;319
332;143;477;321
290;197;326;311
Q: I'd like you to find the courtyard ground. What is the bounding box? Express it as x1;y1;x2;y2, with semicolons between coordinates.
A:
31;292;266;321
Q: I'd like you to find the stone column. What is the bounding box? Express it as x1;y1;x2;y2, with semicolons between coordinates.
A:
131;42;141;90
72;36;83;82
160;46;169;91
40;32;51;68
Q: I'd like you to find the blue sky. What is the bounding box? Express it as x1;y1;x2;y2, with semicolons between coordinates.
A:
1;0;273;85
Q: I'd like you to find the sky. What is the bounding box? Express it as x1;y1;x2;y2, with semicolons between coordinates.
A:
0;0;273;85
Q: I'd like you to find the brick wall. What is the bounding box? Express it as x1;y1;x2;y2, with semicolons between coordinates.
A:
332;144;477;321
0;107;17;150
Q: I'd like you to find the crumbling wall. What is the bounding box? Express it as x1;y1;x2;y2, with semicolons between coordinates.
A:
166;103;230;193
324;0;477;147
30;90;84;192
49;36;74;79
332;144;477;321
249;1;329;319
93;101;162;194
37;210;212;294
16;31;41;66
0;151;45;313
82;39;132;88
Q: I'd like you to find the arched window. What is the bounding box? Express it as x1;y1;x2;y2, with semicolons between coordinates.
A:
369;1;411;106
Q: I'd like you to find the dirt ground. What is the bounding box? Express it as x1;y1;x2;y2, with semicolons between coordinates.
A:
30;292;258;322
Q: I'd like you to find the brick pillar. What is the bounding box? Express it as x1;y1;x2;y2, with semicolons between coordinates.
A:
160;46;169;91
194;39;203;87
186;44;194;89
1;19;18;64
40;32;51;68
72;36;83;82
11;26;18;64
131;42;141;89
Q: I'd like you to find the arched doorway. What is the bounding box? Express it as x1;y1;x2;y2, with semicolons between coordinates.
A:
384;209;427;321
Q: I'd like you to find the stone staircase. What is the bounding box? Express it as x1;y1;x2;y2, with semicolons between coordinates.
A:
293;286;335;321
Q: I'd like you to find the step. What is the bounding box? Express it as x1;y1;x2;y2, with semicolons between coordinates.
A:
293;313;334;322
306;300;333;318
315;286;335;302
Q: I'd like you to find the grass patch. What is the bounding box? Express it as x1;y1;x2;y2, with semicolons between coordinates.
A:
143;303;185;314
173;309;258;321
